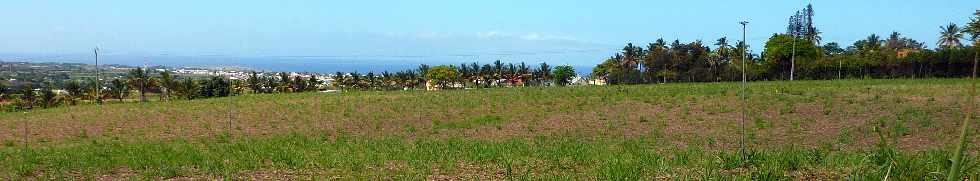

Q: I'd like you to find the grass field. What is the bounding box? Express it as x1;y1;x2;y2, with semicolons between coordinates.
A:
0;78;978;179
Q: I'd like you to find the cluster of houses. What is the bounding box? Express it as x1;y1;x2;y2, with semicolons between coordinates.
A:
172;66;609;91
423;75;606;91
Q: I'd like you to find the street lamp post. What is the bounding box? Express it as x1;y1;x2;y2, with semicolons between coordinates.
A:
738;21;749;157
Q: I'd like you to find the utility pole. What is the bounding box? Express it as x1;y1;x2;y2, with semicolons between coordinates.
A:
738;21;749;157
94;47;102;104
740;22;748;85
838;57;842;79
790;32;797;81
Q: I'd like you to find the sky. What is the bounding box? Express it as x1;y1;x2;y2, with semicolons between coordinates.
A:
0;0;977;72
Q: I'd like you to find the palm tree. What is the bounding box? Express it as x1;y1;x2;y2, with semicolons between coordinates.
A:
247;71;263;93
967;10;980;44
537;62;551;86
63;80;84;105
278;72;291;93
365;72;377;90
108;79;128;101
332;72;345;90
39;86;58;108
480;64;493;87
646;39;669;83
621;43;643;76
159;71;176;100
810;29;822;45
468;62;480;86
939;23;964;49
712;37;732;81
16;85;36;109
292;76;306;92
307;75;320;91
862;34;883;52
349;72;362;90
127;67;150;102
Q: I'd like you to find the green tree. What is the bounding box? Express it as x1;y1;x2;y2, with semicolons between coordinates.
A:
277;72;291;93
349;72;363;89
939;23;964;49
307;76;320;91
537;62;551;85
159;71;177;100
762;34;822;80
332;72;346;90
0;82;7;101
108;78;129;102
592;57;623;83
127;67;151;102
178;78;199;100
63;80;84;105
39;86;58;108
645;39;670;83
247;71;263;93
201;76;231;97
16;85;36;110
552;65;576;86
292;76;307;92
821;42;844;56
968;10;980;42
426;65;458;89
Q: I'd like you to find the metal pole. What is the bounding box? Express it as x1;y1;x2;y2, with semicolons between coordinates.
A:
94;48;101;104
738;21;749;157
790;32;797;81
838;58;842;79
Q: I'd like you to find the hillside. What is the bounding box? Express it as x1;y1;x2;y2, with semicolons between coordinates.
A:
0;79;977;179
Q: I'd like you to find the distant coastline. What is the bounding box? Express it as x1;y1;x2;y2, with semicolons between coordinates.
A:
0;54;594;75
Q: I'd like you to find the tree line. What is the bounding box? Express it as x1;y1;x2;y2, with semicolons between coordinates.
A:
592;9;980;84
0;61;578;112
329;61;575;91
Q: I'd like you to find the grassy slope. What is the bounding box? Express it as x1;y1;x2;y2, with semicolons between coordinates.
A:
0;79;978;179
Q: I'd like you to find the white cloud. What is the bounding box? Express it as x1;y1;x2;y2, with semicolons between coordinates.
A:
521;33;541;40
520;33;577;41
476;31;578;42
476;31;503;39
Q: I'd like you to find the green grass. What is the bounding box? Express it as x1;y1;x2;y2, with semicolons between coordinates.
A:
0;133;974;180
0;78;978;179
434;115;508;129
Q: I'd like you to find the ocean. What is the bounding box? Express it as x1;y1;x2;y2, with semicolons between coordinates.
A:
2;54;595;75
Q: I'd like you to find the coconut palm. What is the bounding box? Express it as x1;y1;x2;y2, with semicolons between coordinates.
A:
39;85;59;108
292;76;306;92
939;23;964;49
108;78;129;101
63;80;84;105
307;75;320;91
860;34;883;53
967;10;980;43
16;85;36;109
246;71;262;93
277;72;291;93
349;72;362;89
159;71;176;100
810;29;822;45
331;72;345;90
127;67;151;102
621;43;642;71
537;62;551;86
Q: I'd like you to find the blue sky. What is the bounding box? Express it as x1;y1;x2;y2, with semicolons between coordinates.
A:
0;0;977;69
